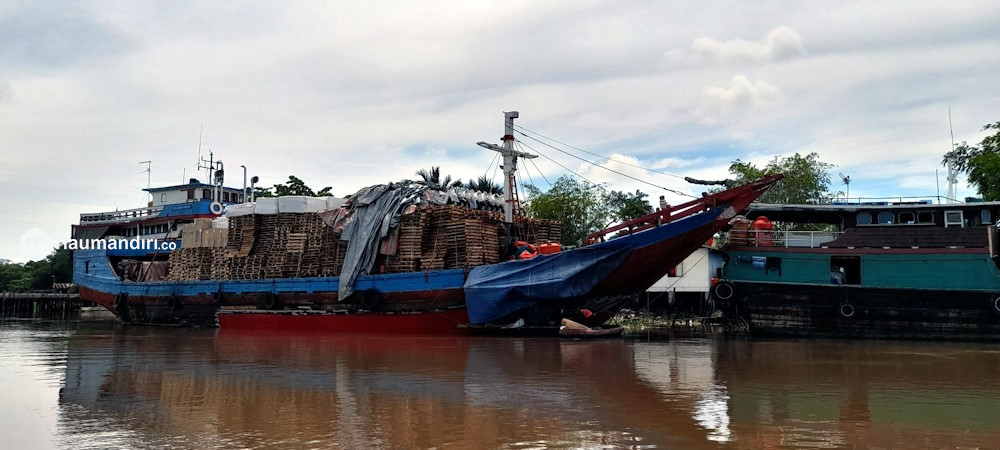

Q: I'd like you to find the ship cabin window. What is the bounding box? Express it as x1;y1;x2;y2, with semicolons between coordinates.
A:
944;210;963;228
203;189;212;200
982;209;991;224
187;189;195;200
877;211;894;224
830;256;861;285
160;193;166;202
917;212;934;224
856;212;872;225
899;212;915;224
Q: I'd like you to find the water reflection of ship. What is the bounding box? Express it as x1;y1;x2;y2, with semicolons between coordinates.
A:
60;328;731;448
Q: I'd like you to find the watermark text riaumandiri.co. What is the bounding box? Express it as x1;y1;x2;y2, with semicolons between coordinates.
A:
19;227;178;261
60;239;178;251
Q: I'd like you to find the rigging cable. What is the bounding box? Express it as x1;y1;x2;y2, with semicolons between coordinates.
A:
515;132;696;198
514;140;540;189
482;151;500;187
513;124;688;180
489;152;502;189
528;157;552;188
514;139;605;191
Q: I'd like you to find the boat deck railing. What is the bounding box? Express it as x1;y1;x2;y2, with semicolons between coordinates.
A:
725;230;844;248
79;205;164;225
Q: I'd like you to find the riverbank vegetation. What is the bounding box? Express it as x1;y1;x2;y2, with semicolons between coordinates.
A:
0;248;72;292
943;120;1000;201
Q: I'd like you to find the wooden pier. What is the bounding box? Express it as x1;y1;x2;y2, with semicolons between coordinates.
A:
0;292;102;321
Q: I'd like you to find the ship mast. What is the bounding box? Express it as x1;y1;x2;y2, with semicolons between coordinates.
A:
477;111;537;223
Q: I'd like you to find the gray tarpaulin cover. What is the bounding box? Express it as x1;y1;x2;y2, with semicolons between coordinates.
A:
338;182;432;299
334;181;506;300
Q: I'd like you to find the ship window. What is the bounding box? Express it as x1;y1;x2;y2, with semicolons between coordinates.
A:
917;212;934;223
945;210;963;228
160;193;166;202
899;212;915;224
856;212;872;225
877;212;894;224
982;209;991;224
187;189;195;200
203;189;211;199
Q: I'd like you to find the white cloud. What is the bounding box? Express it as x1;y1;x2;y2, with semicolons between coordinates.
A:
0;81;9;102
703;75;783;108
0;1;998;259
692;26;806;65
650;156;703;170
570;153;701;204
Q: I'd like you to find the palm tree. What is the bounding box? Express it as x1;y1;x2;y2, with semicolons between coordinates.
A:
466;175;503;194
415;166;462;188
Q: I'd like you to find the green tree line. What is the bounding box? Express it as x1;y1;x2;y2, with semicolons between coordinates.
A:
943;120;1000;201
0;248;72;292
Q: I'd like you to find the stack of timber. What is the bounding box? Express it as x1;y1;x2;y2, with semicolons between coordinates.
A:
320;225;347;277
168;219;229;281
166;204;561;281
517;218;561;246
166;248;227;281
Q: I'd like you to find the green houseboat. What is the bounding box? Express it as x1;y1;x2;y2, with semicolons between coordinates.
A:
714;201;1000;340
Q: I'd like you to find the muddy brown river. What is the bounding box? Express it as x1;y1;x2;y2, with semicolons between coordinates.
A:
1;322;998;448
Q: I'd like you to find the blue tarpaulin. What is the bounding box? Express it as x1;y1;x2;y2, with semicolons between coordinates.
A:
463;206;724;324
463;244;632;324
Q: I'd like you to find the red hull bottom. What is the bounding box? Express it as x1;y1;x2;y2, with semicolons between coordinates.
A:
217;309;470;335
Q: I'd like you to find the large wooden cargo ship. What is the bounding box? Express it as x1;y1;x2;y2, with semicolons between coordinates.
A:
72;112;781;333
715;201;1000;340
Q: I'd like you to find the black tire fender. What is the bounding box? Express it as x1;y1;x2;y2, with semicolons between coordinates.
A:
990;296;1000;317
113;292;129;309
212;290;224;305
261;292;280;310
360;289;383;311
839;302;856;318
713;281;736;301
167;294;181;310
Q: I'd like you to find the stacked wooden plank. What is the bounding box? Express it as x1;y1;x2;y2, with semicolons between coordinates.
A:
294;214;326;277
229;255;264;280
517;219;561;245
166;204;561;281
386;209;431;273
226;215;257;257
463;217;501;266
166;248;226;281
320;226;347;277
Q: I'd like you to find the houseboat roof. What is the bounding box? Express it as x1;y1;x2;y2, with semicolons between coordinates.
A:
745;201;1000;226
143;182;244;193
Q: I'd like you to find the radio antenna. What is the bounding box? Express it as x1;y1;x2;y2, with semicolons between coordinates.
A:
139;160;152;203
839;173;851;203
196;123;203;180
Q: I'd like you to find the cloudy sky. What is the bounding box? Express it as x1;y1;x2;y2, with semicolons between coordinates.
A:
1;1;998;261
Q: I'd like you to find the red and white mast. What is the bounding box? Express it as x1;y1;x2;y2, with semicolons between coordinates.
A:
477;111;537;223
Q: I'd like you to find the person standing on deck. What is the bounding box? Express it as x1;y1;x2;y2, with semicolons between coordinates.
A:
830;266;845;284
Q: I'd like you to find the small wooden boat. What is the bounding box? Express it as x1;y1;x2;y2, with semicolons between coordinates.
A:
559;325;625;338
559;318;624;338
